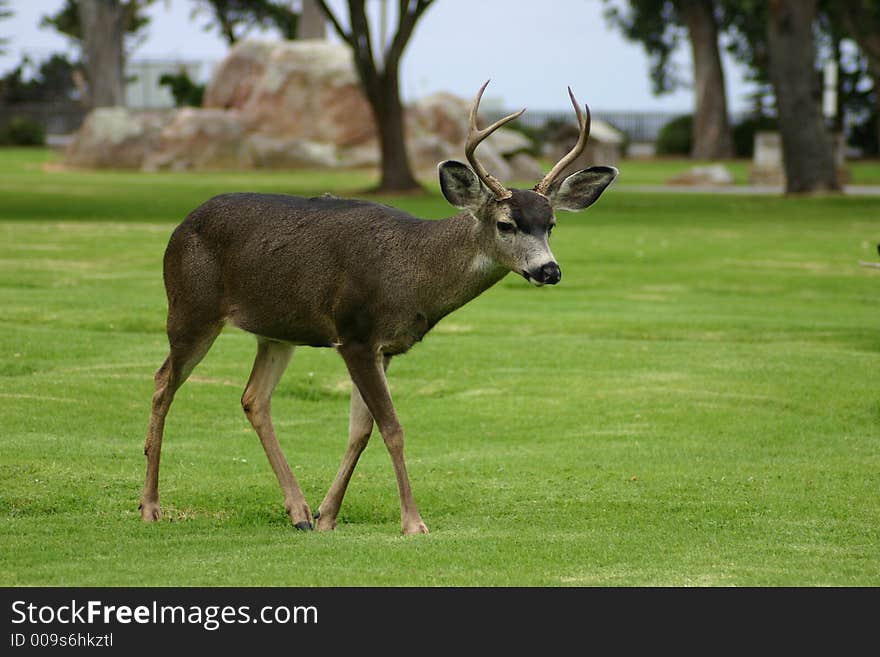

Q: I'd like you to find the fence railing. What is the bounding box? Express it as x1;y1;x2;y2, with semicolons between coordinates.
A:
485;108;690;143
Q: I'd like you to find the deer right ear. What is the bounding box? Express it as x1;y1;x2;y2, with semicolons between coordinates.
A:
438;160;486;210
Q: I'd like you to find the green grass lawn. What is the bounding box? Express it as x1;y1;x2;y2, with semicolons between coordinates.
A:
1;148;879;585
587;156;880;186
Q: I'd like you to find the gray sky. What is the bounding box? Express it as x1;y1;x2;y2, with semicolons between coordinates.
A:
1;0;755;113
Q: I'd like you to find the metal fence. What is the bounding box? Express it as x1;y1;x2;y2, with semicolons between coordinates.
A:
486;108;688;143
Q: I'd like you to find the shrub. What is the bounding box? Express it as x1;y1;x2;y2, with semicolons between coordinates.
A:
159;70;205;108
2;116;46;146
732;116;778;158
848;112;879;157
655;114;692;155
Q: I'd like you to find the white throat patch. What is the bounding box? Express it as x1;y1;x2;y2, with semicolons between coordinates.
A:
470;253;495;273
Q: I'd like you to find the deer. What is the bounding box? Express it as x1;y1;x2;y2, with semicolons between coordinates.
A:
139;81;618;535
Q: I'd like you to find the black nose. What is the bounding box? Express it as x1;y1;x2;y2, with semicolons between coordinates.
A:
538;262;561;285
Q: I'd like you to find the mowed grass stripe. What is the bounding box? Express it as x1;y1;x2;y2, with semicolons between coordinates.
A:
0;149;878;585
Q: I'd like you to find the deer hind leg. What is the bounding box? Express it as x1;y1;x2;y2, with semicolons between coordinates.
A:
140;322;222;521
338;344;427;535
315;356;390;531
241;339;313;530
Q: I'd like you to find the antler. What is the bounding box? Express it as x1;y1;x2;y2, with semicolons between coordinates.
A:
465;80;525;200
534;87;592;196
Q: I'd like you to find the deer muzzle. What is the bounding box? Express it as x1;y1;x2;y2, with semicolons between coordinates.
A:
523;262;561;286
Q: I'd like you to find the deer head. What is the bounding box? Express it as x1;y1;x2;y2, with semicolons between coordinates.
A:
438;81;618;286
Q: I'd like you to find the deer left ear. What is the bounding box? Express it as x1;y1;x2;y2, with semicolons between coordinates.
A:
438;160;487;210
549;166;618;212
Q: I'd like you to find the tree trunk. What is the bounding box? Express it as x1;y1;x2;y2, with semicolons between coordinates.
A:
315;0;429;193
681;0;733;160
77;0;128;107
366;74;420;192
766;0;838;193
298;0;326;39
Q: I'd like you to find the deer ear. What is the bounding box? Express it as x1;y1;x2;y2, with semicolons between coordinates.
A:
438;160;486;210
550;166;618;212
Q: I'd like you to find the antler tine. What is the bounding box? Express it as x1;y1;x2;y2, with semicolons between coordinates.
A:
465;80;526;200
534;86;592;196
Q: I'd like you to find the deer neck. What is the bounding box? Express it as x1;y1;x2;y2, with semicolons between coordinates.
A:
414;213;507;322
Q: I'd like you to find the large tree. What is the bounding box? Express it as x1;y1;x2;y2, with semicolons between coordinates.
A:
315;0;433;192
42;0;150;108
680;0;734;158
605;0;734;159
765;0;838;193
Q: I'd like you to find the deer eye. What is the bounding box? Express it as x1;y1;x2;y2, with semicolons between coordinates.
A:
496;221;516;233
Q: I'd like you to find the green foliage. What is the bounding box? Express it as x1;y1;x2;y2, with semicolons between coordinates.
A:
0;116;45;146
718;0;770;85
655;114;692;155
602;0;686;95
0;54;79;104
849;112;879;156
159;69;205;107
731;115;777;157
40;0;151;44
1;150;879;585
190;0;299;44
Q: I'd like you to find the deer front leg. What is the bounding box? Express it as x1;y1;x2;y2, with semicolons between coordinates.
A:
315;357;390;531
242;339;313;530
338;344;428;535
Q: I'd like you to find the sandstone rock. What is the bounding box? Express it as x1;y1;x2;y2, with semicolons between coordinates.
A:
542;118;624;178
65;40;541;176
239;40;376;146
486;127;532;156
338;141;381;169
508;152;544;182
243;133;337;169
65;107;169;169
407;92;470;145
203;40;275;110
668;164;734;186
142;108;245;171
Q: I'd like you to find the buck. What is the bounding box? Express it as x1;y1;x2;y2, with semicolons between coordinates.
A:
139;81;618;534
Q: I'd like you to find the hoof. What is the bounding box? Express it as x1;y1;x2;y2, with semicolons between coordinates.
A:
139;502;160;522
294;520;314;531
401;519;429;535
315;515;336;531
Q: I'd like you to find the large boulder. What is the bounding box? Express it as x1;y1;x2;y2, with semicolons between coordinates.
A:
203;40;275;110
405;91;516;177
65;107;170;169
64;39;537;177
242;133;338;169
408;92;469;146
238;40;376;146
142;108;245;171
542;118;624;178
508;152;544;182
486;128;532;157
